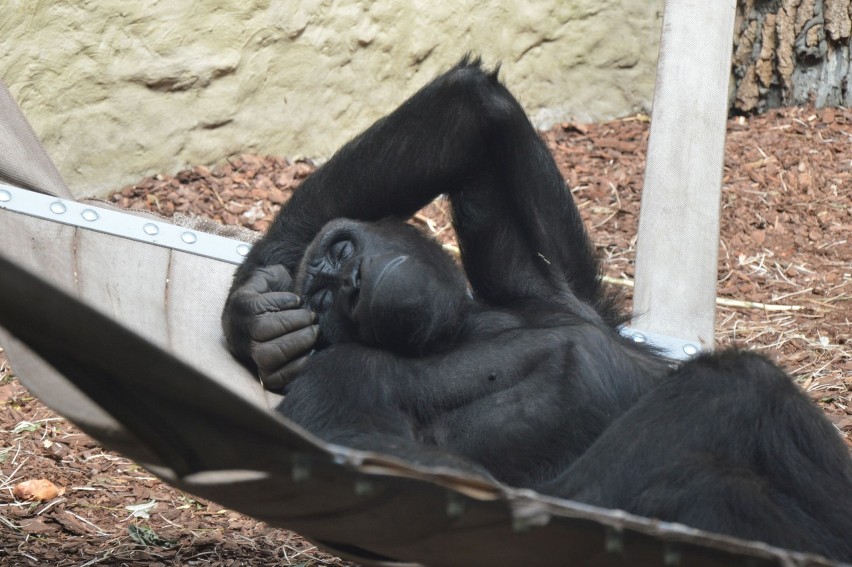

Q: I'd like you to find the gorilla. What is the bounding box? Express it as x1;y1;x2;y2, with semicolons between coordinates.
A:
222;58;852;562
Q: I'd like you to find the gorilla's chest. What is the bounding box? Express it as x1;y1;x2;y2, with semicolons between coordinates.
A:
405;325;628;486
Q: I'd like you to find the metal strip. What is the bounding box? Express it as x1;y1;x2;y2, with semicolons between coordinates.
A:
620;326;701;362
0;182;702;359
0;182;249;265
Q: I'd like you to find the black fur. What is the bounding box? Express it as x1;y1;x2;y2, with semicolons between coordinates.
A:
222;59;852;562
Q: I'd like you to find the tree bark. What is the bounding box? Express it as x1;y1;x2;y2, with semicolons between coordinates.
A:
732;0;852;112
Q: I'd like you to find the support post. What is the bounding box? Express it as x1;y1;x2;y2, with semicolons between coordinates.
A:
632;0;738;350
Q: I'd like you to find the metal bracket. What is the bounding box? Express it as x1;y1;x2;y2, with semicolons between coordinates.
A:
0;183;249;265
619;326;702;362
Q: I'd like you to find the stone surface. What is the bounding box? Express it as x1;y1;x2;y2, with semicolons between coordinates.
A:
1;0;663;197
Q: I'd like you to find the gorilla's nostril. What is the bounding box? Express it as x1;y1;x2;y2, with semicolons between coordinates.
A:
349;287;361;314
341;258;363;316
342;258;363;290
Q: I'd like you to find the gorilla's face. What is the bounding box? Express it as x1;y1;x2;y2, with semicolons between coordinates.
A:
295;218;470;355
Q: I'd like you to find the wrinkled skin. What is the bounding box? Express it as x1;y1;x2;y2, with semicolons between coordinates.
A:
222;58;852;562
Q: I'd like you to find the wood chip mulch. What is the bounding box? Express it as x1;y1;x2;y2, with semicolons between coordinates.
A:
1;107;850;565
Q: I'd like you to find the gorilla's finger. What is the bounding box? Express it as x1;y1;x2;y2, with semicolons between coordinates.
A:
243;264;293;294
252;325;319;372
259;353;314;392
246;291;302;316
250;308;316;342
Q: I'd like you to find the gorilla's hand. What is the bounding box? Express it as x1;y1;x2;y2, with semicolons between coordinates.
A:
222;264;318;391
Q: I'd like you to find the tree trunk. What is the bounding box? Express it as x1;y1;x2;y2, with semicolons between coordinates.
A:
732;0;852;112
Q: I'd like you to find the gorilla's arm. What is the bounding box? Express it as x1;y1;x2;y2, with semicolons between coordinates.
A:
446;81;604;316
233;57;601;307
232;57;492;289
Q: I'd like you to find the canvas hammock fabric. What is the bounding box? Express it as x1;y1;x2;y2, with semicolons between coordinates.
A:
0;1;831;565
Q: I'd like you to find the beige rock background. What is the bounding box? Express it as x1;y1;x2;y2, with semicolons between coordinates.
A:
0;0;663;197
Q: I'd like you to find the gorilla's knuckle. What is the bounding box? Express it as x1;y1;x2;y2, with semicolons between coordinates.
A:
251;346;286;375
247;310;304;343
229;288;264;317
258;265;293;288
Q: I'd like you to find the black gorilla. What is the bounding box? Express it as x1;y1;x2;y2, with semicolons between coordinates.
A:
223;59;852;562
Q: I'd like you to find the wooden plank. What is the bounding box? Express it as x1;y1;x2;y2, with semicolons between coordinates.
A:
631;0;738;350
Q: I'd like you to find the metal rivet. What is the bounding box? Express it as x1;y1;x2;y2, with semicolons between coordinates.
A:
236;243;250;257
663;543;682;566
631;332;647;344
0;189;11;202
81;209;99;222
683;344;699;356
446;493;466;518
181;232;197;244
604;527;624;553
49;201;67;214
143;223;160;236
291;459;311;483
354;480;374;496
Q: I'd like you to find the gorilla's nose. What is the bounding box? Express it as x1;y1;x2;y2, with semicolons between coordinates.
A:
341;259;362;290
339;257;363;315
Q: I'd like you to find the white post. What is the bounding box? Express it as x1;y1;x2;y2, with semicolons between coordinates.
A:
631;0;738;351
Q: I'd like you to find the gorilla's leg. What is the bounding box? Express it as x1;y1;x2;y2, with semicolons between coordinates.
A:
548;351;852;561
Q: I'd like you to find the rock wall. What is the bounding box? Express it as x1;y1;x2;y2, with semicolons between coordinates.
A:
0;1;663;197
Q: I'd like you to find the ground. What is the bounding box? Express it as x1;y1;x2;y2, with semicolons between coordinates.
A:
1;107;850;566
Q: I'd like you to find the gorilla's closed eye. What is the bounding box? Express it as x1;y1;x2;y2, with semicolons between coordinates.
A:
329;239;354;263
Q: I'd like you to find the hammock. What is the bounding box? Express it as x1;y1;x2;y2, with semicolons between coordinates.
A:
1;1;827;564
